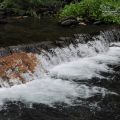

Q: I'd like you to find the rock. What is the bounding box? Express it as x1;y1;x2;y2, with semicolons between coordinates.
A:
0;48;10;56
83;17;98;24
79;22;87;26
110;43;120;47
59;16;78;26
0;52;37;86
93;21;103;25
77;17;83;21
11;16;28;20
61;19;78;26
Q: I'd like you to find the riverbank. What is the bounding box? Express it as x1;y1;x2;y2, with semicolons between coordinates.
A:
0;0;120;27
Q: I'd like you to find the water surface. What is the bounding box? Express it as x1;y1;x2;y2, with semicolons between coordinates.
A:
0;17;120;120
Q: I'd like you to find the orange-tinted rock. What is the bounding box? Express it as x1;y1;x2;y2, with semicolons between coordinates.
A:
0;52;37;82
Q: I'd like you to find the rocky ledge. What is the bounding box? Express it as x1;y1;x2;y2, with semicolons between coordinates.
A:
0;52;37;87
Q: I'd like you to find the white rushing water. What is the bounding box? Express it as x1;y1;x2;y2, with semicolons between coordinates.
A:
0;35;120;107
50;47;120;80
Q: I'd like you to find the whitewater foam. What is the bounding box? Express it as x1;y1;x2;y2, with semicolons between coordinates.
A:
0;77;115;107
1;27;120;108
0;45;119;107
50;46;120;80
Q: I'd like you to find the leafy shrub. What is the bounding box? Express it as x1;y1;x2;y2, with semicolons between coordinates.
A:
100;0;120;23
59;2;81;17
59;0;102;18
59;0;120;24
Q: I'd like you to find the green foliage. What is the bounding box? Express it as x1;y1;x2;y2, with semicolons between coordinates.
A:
59;0;120;24
0;0;62;17
59;0;102;18
59;3;81;17
100;0;120;24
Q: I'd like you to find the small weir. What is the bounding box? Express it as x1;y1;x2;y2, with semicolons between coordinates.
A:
0;27;120;120
0;29;120;104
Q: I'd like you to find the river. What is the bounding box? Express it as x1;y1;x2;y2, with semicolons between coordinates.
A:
0;17;120;120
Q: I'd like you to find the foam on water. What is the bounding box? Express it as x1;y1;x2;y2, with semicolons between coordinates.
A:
0;77;79;106
1;27;120;107
37;39;108;71
0;77;114;107
0;43;119;107
50;46;120;80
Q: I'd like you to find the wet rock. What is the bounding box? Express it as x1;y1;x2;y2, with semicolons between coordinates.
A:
11;16;28;20
0;52;37;87
0;47;10;56
93;21;103;25
79;22;87;26
61;19;77;26
110;43;120;47
59;16;78;26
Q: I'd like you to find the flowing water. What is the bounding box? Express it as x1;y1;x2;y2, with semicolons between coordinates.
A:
0;18;120;120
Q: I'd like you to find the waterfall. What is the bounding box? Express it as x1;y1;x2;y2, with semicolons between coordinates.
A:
36;28;120;73
0;28;120;107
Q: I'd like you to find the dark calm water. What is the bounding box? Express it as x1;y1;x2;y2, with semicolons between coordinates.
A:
0;17;114;47
0;17;120;120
